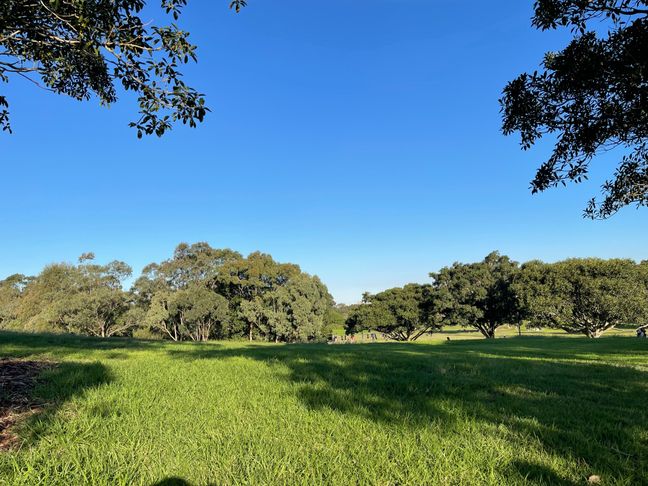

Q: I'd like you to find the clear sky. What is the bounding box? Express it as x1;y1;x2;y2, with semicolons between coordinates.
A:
1;0;646;304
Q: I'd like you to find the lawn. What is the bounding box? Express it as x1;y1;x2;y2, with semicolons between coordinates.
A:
0;332;647;485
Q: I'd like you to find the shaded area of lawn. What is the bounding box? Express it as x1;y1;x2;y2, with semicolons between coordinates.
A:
167;337;648;484
15;361;112;445
0;331;158;357
0;333;114;450
0;331;646;484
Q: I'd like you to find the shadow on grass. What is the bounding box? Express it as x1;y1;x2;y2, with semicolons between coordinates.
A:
0;330;159;358
509;460;578;486
168;338;648;483
8;359;113;448
152;478;191;486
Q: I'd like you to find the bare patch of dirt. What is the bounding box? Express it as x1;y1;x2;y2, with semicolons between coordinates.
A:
0;358;56;451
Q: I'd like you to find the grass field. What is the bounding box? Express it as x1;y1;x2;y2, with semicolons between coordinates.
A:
0;331;647;485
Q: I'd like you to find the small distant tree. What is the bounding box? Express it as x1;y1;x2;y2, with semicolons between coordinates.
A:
323;304;351;334
345;284;441;341
15;254;133;336
431;252;520;339
516;258;648;338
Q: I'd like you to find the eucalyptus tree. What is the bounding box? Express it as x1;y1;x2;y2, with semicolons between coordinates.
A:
144;284;230;341
215;252;300;301
132;242;242;307
51;285;132;338
176;284;230;341
216;252;301;340
234;265;333;342
138;245;334;341
15;253;133;336
501;0;648;218
0;0;247;135
0;274;32;327
345;284;442;341
431;252;520;339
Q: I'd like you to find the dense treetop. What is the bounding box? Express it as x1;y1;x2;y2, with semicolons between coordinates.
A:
431;252;520;339
514;257;648;337
0;242;334;342
2;246;647;340
345;284;441;341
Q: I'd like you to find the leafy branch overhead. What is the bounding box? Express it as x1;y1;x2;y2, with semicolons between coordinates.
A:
0;0;246;137
501;1;648;218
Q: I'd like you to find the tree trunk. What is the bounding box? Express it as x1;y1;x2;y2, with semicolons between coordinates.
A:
476;324;496;339
586;328;602;338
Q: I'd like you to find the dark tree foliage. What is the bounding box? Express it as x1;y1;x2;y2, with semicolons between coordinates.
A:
501;1;648;218
134;243;333;342
345;284;441;341
432;252;520;339
514;258;648;337
0;0;247;136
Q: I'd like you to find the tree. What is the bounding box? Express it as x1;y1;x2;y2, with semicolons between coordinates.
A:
145;290;181;341
0;274;32;327
345;284;441;341
54;285;132;338
501;1;648;218
639;260;648;333
0;1;247;136
237;272;333;342
216;251;301;340
432;252;519;339
133;242;242;299
515;258;648;337
266;273;332;342
15;253;133;336
175;284;230;341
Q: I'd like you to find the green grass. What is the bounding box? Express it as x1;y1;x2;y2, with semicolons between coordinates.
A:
1;331;647;485
335;325;637;342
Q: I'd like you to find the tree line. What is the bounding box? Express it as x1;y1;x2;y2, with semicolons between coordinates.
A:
2;247;647;341
346;252;648;340
0;243;334;342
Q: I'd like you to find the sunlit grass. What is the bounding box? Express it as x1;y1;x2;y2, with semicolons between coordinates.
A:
0;331;646;485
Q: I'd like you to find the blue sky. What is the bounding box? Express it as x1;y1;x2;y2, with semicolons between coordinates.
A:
1;0;646;303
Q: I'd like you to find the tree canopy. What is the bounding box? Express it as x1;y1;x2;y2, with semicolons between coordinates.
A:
431;252;520;339
0;1;247;136
514;258;648;337
345;284;441;341
501;0;648;218
145;283;230;341
12;254;133;336
136;243;333;342
3;247;648;341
